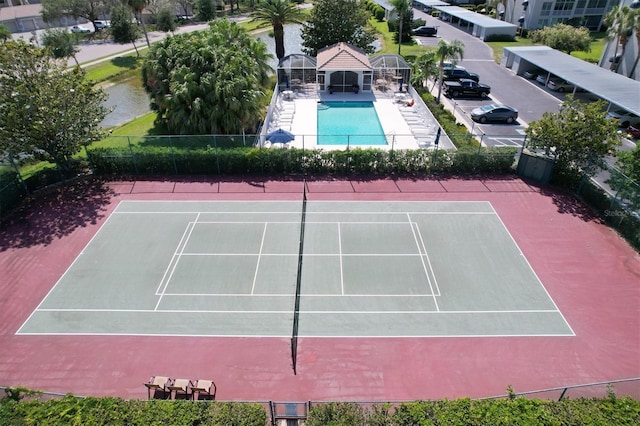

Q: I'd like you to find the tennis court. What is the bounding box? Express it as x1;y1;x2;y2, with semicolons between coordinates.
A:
2;177;639;401
18;199;572;338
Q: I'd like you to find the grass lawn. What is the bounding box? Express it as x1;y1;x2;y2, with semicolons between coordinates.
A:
84;53;147;83
370;18;432;62
487;32;608;64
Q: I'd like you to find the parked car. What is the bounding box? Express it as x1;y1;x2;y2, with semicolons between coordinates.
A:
443;79;491;98
522;69;541;79
607;109;640;128
93;20;111;30
547;78;578;92
471;104;518;124
442;62;458;71
412;26;438;36
443;66;480;82
70;25;91;34
535;74;549;85
176;14;195;22
625;125;640;139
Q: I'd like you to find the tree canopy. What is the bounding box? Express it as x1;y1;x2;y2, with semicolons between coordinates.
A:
110;4;142;56
525;96;620;177
604;5;636;73
41;0;114;32
141;20;272;135
390;0;413;55
411;51;438;90
41;28;82;66
0;40;108;173
300;0;376;56
196;0;216;21
0;24;11;42
250;0;306;60
530;24;592;55
616;145;640;183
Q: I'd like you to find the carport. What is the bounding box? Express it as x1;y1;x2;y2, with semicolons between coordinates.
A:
413;0;449;13
431;6;517;41
502;46;640;116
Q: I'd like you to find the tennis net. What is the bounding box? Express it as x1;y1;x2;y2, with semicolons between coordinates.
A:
291;180;307;375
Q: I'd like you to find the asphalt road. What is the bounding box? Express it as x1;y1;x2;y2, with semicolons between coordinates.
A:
411;9;639;151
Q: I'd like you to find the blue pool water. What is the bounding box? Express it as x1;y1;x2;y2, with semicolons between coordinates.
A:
317;102;387;146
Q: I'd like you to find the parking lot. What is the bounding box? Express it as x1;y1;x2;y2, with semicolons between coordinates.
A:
412;9;636;149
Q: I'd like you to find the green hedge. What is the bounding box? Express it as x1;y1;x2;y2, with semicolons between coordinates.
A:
306;397;640;426
0;396;268;425
2;394;638;425
86;146;518;177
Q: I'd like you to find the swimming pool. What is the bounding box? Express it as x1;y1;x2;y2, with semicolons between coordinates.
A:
317;102;387;146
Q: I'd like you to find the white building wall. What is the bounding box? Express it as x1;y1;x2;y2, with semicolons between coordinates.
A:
504;0;617;31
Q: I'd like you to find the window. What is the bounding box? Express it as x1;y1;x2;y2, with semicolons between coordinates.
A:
541;2;552;16
586;0;607;8
554;0;575;12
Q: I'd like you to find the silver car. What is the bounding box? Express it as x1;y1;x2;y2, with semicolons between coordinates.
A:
547;78;577;92
471;104;518;124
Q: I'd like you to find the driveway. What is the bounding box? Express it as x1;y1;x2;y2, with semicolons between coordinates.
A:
413;9;570;148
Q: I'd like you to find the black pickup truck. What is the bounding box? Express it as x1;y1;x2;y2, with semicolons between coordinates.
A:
443;79;491;98
443;67;480;82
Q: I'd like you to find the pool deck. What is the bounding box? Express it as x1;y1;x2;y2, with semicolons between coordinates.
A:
267;87;450;151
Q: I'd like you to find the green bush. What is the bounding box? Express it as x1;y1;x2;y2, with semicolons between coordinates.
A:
2;393;638;425
0;396;268;425
306;397;640;425
86;145;518;177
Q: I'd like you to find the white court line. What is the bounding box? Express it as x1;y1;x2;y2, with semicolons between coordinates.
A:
160;293;438;297
15;200;126;335
154;213;200;311
33;307;562;314
16;332;574;338
113;212;495;217
155;221;196;295
251;223;268;295
414;222;441;297
407;214;440;310
487;203;576;336
178;253;431;256
338;222;344;296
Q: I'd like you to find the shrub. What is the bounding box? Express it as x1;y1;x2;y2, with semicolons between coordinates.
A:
86;145;518;177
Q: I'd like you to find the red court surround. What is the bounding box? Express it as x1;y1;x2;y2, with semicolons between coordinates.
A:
0;177;638;401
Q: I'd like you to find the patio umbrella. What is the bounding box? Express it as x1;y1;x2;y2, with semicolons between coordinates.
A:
267;128;295;144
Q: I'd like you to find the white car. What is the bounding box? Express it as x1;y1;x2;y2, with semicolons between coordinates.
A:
607;109;640;128
70;25;91;34
547;78;577;92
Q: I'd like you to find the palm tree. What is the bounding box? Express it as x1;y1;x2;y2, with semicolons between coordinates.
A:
391;0;411;55
604;5;635;73
250;0;305;60
411;51;438;91
435;39;465;103
125;0;152;49
627;9;640;78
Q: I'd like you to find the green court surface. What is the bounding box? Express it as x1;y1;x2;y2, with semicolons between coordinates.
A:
18;201;573;337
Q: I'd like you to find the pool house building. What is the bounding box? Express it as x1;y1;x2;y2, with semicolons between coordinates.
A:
263;42;452;151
